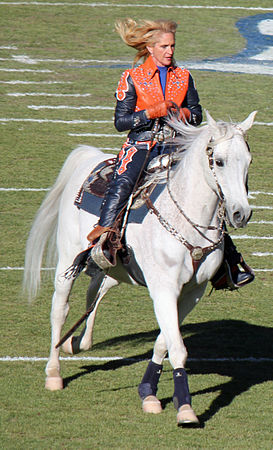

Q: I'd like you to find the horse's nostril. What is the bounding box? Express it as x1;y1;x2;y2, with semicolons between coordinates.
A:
234;211;243;223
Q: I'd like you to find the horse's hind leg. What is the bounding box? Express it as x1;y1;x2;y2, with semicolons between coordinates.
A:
45;275;74;390
62;274;119;354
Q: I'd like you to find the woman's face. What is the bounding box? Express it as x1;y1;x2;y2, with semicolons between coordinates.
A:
147;32;175;67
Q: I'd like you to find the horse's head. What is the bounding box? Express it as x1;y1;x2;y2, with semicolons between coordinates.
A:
205;110;257;228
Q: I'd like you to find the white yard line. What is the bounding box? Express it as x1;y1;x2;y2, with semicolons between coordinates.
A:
0;117;271;127
251;205;273;210
0;80;71;84
68;132;127;137
0;266;54;271
1;55;273;76
0;187;49;191
249;191;273;196
1;266;272;272
0;67;53;73
0;45;18;50
0;356;272;363
230;235;273;240
250;221;273;225
252;252;273;256
8;92;92;97
0;56;128;64
186;61;273;76
1;187;273;198
28;105;114;110
0;3;272;11
0;118;112;124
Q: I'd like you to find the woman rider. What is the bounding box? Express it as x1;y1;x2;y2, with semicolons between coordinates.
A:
87;18;254;289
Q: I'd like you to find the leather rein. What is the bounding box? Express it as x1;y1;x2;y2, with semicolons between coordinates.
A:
145;137;229;272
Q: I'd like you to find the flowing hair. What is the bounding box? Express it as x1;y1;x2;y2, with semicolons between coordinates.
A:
115;18;177;66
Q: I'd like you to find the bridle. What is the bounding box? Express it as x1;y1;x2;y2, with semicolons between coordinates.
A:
144;134;237;271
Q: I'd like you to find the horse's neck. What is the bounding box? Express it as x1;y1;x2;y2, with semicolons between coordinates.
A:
170;144;219;228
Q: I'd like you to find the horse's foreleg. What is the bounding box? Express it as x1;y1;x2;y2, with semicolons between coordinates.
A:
178;281;207;324
150;288;199;425
139;288;186;416
173;283;207;426
138;332;167;413
45;278;73;390
138;360;163;414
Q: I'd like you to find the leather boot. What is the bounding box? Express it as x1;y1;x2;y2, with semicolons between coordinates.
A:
87;225;112;245
211;234;255;290
211;259;254;291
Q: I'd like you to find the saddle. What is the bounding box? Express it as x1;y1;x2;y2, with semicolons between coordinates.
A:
75;153;174;210
74;153;177;273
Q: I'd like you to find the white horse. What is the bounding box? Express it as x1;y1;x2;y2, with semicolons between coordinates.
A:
24;111;256;425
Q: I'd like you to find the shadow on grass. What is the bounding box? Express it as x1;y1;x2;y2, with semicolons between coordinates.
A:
63;319;273;425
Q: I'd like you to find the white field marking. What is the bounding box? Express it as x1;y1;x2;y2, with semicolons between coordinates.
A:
0;356;272;363
0;80;71;84
23;107;273;124
0;45;18;50
2;53;273;77
250;221;273;225
249;191;273;196
28;105;114;110
0;68;53;73
254;121;273;126
0;118;111;124
251;48;273;61
258;19;273;35
0;188;272;199
68;132;127;137
2;55;130;64
0;266;272;272
0;187;49;191
252;252;273;256
255;268;273;272
8;54;37;64
251;205;273;210
8;92;92;97
0;266;54;271
0;3;272;11
0;116;271;127
231;235;273;240
185;61;273;76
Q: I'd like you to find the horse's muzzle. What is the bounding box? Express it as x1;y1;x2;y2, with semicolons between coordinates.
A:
231;207;252;228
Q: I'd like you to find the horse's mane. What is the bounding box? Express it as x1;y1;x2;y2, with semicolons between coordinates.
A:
146;117;238;185
171;116;237;152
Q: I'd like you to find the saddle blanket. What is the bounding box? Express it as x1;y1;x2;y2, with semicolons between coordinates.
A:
74;158;164;224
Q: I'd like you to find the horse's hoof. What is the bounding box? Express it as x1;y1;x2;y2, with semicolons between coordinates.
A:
45;376;63;391
177;404;199;426
61;336;73;354
142;395;162;414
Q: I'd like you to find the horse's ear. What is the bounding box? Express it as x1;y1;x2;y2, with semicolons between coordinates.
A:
205;110;217;128
238;111;257;133
205;110;221;139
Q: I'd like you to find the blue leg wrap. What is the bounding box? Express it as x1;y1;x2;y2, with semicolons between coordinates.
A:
173;368;191;410
138;361;163;400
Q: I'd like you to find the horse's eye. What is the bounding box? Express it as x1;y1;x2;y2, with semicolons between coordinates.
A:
215;159;224;167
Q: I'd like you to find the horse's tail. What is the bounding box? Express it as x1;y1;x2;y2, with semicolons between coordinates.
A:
23;145;102;301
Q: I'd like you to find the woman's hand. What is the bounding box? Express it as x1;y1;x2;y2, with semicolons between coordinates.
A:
145;100;175;119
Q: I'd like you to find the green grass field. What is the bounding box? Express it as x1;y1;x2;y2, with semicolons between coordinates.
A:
0;1;273;448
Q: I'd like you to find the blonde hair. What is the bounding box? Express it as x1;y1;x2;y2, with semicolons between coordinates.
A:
115;18;177;66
